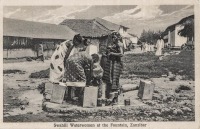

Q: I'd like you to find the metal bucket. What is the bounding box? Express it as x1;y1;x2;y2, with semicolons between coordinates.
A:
124;99;130;106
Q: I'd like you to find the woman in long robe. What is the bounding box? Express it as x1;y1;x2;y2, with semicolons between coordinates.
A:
155;37;164;56
102;32;124;99
49;34;86;83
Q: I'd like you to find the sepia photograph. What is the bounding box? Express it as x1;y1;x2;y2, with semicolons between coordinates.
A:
2;3;197;125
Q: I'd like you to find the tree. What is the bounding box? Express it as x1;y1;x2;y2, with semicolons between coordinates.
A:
139;29;164;45
178;18;194;41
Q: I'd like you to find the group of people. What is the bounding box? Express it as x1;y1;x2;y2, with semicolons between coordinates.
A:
140;36;164;56
49;32;124;105
141;42;155;52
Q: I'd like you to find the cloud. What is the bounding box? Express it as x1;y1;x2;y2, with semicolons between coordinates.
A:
4;6;92;24
103;5;163;23
161;5;193;17
3;5;194;37
102;5;193;36
4;8;21;18
27;6;92;24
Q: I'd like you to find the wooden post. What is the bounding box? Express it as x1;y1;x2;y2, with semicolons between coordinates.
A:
7;48;8;59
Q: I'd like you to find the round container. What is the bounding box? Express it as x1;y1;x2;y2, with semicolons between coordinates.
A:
124;99;130;106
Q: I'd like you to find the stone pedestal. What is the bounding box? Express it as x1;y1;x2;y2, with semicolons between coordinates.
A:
137;80;155;100
50;84;66;104
83;86;98;108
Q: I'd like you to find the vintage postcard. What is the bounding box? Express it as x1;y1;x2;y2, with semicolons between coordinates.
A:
0;0;199;129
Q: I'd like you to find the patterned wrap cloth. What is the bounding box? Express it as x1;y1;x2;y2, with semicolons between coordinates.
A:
49;40;73;83
63;52;92;84
102;42;123;90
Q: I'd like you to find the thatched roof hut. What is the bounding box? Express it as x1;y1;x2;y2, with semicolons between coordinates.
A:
163;15;194;35
3;18;78;58
95;17;129;32
4;18;78;40
60;19;111;38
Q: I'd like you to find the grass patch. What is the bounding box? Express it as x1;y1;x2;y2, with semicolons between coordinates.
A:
159;50;194;80
3;69;25;74
122;50;194;80
122;52;166;78
29;69;50;78
28;50;194;80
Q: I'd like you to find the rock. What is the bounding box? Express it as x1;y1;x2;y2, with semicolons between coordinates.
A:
151;110;161;116
179;100;191;106
164;53;170;56
181;107;192;112
161;108;171;114
176;85;191;93
179;94;185;97
173;109;178;115
154;89;159;93
27;111;33;114
121;84;138;92
45;94;51;101
169;76;176;81
173;109;183;115
143;100;155;106
38;82;45;93
176;109;183;115
152;94;161;100
162;75;168;77
20;98;29;105
176;75;182;80
175;88;181;93
168;71;173;76
162;95;168;102
138;80;155;100
166;95;174;102
159;56;164;60
26;57;32;61
178;85;191;90
20;105;25;110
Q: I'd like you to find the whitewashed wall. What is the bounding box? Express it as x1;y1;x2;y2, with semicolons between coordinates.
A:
130;37;138;44
175;25;187;47
3;49;55;59
119;27;128;49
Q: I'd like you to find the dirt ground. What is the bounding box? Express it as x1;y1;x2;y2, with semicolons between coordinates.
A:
3;50;195;122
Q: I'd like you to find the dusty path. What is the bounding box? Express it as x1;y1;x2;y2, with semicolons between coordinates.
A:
3;60;50;118
3;57;195;122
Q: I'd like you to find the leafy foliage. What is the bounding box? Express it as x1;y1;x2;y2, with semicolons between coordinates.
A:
139;30;163;44
178;18;194;40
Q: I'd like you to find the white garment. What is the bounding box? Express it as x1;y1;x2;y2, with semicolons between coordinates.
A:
147;44;151;52
155;39;164;56
49;40;72;83
144;43;149;52
86;44;98;55
149;45;154;51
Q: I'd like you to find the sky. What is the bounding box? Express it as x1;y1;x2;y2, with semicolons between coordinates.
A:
3;5;194;36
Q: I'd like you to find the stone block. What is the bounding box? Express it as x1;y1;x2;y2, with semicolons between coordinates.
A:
83;86;98;108
50;84;66;104
45;82;53;94
138;80;155;100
